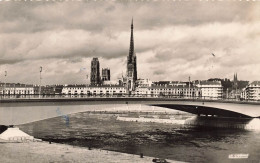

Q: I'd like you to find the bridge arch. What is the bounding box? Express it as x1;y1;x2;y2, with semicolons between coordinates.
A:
151;104;252;118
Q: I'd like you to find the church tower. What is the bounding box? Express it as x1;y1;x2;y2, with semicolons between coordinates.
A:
232;73;239;99
90;58;101;85
126;18;137;94
233;73;238;90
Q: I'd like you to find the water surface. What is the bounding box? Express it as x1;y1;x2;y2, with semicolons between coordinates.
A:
19;111;260;163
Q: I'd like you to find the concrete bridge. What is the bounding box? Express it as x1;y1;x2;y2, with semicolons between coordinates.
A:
0;98;259;126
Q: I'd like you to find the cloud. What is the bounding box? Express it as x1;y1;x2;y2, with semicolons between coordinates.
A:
0;1;256;33
0;1;260;84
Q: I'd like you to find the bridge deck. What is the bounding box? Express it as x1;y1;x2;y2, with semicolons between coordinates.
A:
0;98;259;125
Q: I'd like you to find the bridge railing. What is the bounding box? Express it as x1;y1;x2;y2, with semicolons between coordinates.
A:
0;94;259;103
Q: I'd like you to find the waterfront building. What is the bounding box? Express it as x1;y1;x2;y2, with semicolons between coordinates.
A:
32;85;64;95
0;83;34;96
169;81;187;87
62;84;126;96
240;88;247;100
102;68;110;81
153;81;171;86
133;84;201;98
90;58;101;85
146;85;201;98
133;80;224;99
229;89;243;100
61;84;87;95
126;18;137;94
194;80;223;99
136;79;152;87
240;81;260;101
135;86;149;96
53;85;64;94
59;80;202;98
153;81;186;87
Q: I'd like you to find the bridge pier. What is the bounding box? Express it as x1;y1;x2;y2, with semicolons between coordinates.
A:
185;116;254;129
0;125;8;134
0;125;38;142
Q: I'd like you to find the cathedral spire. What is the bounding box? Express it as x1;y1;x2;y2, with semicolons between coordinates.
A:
126;18;137;94
129;17;134;58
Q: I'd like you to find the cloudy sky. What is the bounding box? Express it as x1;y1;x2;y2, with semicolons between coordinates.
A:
0;1;259;85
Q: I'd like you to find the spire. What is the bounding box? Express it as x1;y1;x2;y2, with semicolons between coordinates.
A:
129;17;134;58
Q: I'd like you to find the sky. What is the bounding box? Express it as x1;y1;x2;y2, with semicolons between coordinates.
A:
0;1;260;85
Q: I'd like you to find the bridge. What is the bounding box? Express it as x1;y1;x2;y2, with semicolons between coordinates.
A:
0;98;259;126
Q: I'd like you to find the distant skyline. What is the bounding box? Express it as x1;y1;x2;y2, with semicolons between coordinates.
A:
0;1;260;85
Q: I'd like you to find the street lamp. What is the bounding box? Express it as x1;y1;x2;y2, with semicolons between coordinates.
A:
39;66;42;98
85;74;88;97
4;71;7;97
188;76;191;98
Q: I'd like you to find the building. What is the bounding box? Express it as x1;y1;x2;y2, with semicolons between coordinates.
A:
148;85;201;98
153;81;171;86
35;85;63;95
53;85;64;94
153;81;187;87
240;81;260;101
136;79;152;87
232;73;238;91
102;68;110;81
231;73;240;99
62;84;126;96
103;80;118;85
61;83;201;98
90;58;101;85
194;80;223;99
134;84;201;98
126;18;137;94
240;88;247;100
0;83;34;96
61;84;87;95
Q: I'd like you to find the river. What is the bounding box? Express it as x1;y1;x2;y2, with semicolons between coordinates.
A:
17;106;260;163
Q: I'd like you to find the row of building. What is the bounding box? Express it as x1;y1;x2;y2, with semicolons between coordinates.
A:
0;83;63;96
240;81;260;101
61;80;223;99
0;80;259;101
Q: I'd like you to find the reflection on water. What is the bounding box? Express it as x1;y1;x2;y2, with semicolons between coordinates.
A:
19;111;260;163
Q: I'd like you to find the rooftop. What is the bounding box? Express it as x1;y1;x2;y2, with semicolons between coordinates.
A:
194;80;222;85
149;85;198;89
249;81;260;86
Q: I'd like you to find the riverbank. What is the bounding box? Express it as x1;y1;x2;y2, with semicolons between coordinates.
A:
0;141;182;163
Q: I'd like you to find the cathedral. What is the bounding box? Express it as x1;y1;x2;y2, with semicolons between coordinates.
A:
126;18;137;94
233;73;238;91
